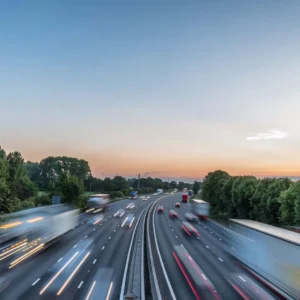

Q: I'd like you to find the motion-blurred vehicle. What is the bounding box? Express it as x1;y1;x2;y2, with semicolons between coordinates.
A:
229;273;275;300
165;192;169;195
39;238;94;297
169;210;178;219
185;212;198;222
88;214;104;226
182;193;188;203
147;196;150;199
182;221;200;237
172;245;219;300
129;191;138;199
157;206;164;213
114;209;125;218
191;199;210;219
84;268;114;300
87;194;110;213
126;203;135;210
156;189;163;195
153;193;158;196
175;202;181;208
121;214;135;228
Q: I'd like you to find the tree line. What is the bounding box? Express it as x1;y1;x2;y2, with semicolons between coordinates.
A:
0;146;192;214
201;170;300;226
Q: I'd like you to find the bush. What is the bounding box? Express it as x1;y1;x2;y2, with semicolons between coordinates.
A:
109;191;124;199
21;198;35;210
36;194;51;206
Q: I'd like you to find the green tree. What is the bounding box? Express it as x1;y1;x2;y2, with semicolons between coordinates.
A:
6;152;37;200
38;156;91;190
201;170;230;214
192;181;201;195
278;181;299;225
112;176;129;191
56;174;84;206
221;176;238;218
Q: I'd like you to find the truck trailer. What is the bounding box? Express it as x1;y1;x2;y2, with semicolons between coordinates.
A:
191;199;210;219
182;193;188;203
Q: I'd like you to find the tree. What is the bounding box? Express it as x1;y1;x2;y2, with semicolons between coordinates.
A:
221;176;237;217
25;161;40;185
112;176;129;191
192;181;201;195
38;156;91;190
7;152;37;200
278;182;299;225
56;174;84;206
170;181;177;189
201;170;230;214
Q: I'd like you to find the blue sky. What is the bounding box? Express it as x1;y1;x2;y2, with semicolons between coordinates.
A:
1;1;300;178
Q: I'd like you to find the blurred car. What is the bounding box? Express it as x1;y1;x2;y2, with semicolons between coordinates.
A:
169;210;178;218
157;206;164;213
182;221;200;236
114;209;125;218
147;196;150;199
229;273;275;300
165;192;169;195
153;193;158;196
121;214;135;228
185;212;198;222
88;214;104;226
175;202;181;208
126;203;135;209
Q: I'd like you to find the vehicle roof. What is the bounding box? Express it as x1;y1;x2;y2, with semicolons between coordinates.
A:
169;210;177;214
127;213;134;218
158;205;163;208
230;219;300;245
192;199;209;204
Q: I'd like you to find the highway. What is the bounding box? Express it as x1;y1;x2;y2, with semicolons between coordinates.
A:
0;197;156;300
149;193;282;300
0;193;297;300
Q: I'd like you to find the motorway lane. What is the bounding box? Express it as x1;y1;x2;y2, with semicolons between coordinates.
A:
154;195;239;300
154;194;277;300
0;197;154;300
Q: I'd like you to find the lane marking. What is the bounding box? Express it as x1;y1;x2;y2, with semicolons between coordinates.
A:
32;278;40;286
109;237;111;240
239;276;246;282
93;259;97;264
206;245;209;249
93;228;96;231
85;235;88;239
218;257;223;262
114;230;116;232
102;246;105;250
202;274;207;280
175;236;178;239
73;244;77;248
78;281;84;289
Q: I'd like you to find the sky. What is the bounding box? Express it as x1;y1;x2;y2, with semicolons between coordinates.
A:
1;0;300;180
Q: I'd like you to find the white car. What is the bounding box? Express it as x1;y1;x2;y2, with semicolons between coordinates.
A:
147;196;150;199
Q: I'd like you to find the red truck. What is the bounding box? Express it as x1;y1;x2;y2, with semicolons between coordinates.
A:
182;193;188;203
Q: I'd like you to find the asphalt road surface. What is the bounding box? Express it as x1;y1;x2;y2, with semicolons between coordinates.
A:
0;196;156;300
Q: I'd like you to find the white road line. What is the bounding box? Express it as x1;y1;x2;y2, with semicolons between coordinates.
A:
218;257;223;262
102;246;105;250
206;245;209;249
210;232;213;234
175;236;178;238
93;259;97;264
181;244;184;247
73;244;77;248
172;229;174;231
114;230;116;232
78;281;84;289
32;278;40;286
93;228;96;231
85;235;88;238
202;274;207;280
57;257;63;263
239;276;246;282
100;224;102;226
109;237;111;239
219;238;222;241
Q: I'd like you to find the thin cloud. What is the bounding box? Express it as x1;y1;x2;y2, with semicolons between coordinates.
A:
247;129;289;141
